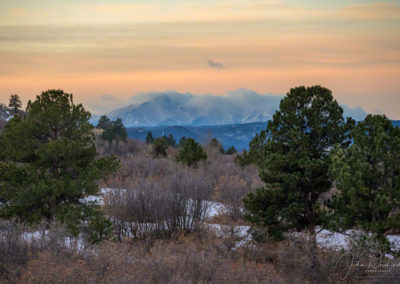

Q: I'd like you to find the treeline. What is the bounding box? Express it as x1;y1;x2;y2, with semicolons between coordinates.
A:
1;87;400;282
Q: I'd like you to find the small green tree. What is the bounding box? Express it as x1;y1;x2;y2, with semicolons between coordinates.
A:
98;116;127;145
8;94;22;113
328;115;400;246
225;146;237;155
165;133;176;147
152;137;169;157
146;131;154;144
0;89;119;236
176;137;207;167
243;86;351;268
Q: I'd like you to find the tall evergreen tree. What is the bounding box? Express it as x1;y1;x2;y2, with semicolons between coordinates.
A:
243;86;351;262
328;115;400;244
111;118;127;142
176;137;207;167
8;94;22;113
0;90;119;234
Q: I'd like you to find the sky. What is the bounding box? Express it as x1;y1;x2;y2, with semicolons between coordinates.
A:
0;0;399;118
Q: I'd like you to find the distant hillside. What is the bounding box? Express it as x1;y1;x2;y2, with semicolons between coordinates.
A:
127;122;268;150
128;120;400;151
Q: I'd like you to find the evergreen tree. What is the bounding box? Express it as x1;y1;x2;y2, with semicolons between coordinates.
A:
146;131;154;144
8;94;22;113
97;115;112;130
98;116;127;144
165;133;176;147
243;86;350;263
235;131;267;167
152;137;169;157
176;137;207;167
112;118;127;142
0;90;119;235
178;136;187;147
225;146;238;155
328;115;400;244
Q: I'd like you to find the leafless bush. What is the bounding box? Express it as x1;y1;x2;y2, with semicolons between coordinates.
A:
0;221;29;281
104;168;212;239
96;137;141;158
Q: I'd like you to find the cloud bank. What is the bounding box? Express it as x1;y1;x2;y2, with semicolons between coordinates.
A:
102;89;367;127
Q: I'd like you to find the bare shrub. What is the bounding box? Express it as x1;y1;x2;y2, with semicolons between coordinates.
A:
96;137;141;158
19;251;92;284
104;168;212;239
0;221;29;281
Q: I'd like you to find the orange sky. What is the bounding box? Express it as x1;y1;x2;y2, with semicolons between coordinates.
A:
0;0;399;118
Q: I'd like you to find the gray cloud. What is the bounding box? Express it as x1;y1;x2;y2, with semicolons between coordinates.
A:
85;94;126;114
207;59;224;69
99;89;367;127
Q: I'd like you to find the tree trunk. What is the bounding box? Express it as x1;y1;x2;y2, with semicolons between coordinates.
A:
308;226;322;282
49;193;56;222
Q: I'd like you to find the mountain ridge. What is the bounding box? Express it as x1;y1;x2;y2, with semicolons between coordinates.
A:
94;90;367;127
127;120;400;151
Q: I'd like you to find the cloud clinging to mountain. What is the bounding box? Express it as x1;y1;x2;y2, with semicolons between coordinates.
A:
101;89;367;127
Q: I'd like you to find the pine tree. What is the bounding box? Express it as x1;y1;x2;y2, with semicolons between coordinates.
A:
243;86;351;267
225;146;237;155
234;131;267;167
8;94;22;113
111;118;127;142
146;131;154;144
152;137;169;157
328;115;400;245
97;115;112;130
0;90;119;235
176;137;207;167
98;116;127;144
166;133;176;147
178;136;187;147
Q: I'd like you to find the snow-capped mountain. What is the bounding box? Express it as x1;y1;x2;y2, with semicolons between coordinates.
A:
101;90;367;127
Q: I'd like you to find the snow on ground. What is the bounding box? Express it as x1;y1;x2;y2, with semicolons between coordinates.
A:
50;188;400;252
207;224;400;252
316;229;351;250
204;201;229;218
207;224;251;250
83;188;230;220
81;188;115;205
16;229;86;251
